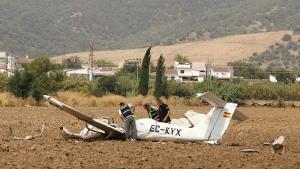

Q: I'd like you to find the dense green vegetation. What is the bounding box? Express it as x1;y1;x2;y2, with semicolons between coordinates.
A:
69;76;300;103
5;70;300;103
95;60;117;68
229;60;298;83
8;57;64;102
3;53;300;103
1;0;300;57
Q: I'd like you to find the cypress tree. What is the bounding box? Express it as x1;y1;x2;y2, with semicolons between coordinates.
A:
138;46;151;95
154;54;166;98
161;76;168;98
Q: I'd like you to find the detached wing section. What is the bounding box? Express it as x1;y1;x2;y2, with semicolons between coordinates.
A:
43;95;124;136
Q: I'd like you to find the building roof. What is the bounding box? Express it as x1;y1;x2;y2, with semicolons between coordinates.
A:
17;56;29;65
191;62;206;70
208;65;233;72
165;69;178;76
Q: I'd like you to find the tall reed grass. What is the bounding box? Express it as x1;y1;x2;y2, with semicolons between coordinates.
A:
0;92;38;107
0;91;197;107
241;83;300;100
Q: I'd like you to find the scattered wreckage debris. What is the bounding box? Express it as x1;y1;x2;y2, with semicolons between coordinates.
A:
59;118;110;140
240;148;260;153
263;136;285;155
224;143;241;147
155;139;166;144
10;123;46;140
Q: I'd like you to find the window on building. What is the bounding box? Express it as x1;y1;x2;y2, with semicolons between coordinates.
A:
180;70;185;74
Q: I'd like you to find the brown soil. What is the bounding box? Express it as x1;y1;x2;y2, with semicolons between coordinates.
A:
0;106;299;169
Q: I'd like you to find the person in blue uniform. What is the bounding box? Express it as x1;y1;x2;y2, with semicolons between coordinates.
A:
118;102;137;141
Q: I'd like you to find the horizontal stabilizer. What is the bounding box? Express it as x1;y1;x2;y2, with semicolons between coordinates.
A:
232;110;248;122
196;92;227;107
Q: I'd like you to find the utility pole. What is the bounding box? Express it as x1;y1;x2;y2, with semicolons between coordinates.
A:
5;52;8;71
62;44;66;67
136;58;141;82
88;43;94;81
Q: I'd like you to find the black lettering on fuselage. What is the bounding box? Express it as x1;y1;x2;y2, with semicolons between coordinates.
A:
165;127;170;134
155;125;160;132
149;125;182;136
175;129;182;136
150;125;155;132
170;128;176;135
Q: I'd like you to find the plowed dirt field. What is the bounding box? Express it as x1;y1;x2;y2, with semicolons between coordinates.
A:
0;106;299;169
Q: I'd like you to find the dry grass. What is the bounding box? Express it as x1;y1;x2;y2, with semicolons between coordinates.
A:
56;92;126;107
0;92;39;107
55;92;191;107
0;91;196;107
51;31;291;66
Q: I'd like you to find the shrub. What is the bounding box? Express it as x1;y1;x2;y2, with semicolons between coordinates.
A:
95;60;117;67
116;74;138;96
8;57;65;102
0;74;9;92
8;70;33;98
174;54;191;64
167;81;196;98
281;34;292;41
91;74;138;97
91;76;118;97
62;56;82;69
195;80;245;103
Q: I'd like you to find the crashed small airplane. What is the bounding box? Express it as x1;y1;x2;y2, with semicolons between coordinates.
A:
44;92;248;143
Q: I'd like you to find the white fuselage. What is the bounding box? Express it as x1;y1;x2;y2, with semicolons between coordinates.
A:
136;119;205;142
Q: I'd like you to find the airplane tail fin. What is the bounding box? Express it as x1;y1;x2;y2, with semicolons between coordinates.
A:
195;92;243;141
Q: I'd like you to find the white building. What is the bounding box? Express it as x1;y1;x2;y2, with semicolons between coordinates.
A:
166;62;207;82
269;75;278;83
165;69;181;81
165;62;234;82
65;68;117;79
207;65;234;80
0;52;18;76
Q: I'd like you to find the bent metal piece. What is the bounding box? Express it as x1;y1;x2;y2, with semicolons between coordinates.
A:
10;123;46;140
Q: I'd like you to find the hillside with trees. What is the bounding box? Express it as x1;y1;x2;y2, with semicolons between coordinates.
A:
1;0;300;57
227;34;300;83
249;34;300;69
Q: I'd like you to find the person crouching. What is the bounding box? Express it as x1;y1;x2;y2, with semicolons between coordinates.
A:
143;103;159;121
119;102;137;141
